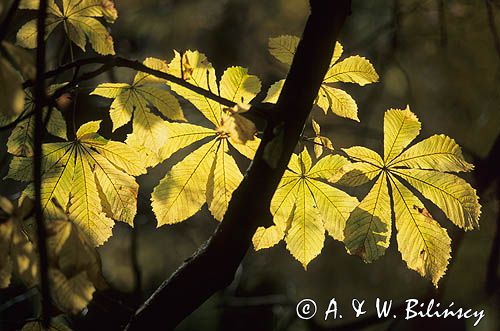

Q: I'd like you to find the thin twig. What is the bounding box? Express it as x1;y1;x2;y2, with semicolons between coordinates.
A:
33;0;51;327
23;56;255;110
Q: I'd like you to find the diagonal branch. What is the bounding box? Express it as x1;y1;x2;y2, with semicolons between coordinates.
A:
125;0;352;330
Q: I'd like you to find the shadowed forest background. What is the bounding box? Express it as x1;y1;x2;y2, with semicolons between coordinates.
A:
1;0;499;330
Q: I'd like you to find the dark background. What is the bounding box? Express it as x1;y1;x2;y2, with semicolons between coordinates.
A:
1;1;499;330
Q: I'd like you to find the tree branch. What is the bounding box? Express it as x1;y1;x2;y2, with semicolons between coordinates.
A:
33;0;51;327
22;55;270;117
125;0;352;329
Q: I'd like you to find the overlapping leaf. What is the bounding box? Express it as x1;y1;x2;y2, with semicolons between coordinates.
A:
336;106;480;286
2;87;67;157
264;35;378;121
253;148;359;268
151;51;262;225
5;121;146;245
17;0;117;55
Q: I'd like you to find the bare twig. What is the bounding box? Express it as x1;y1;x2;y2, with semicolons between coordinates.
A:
22;55;269;116
33;0;51;327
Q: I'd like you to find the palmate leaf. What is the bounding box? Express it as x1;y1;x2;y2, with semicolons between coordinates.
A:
253;148;358;269
17;0;116;55
151;51;262;225
265;35;378;121
92;58;185;163
336;106;480;286
5;121;146;245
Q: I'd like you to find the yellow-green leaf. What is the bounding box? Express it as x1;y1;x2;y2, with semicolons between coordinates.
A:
6;122;144;245
390;175;451;287
344;173;391;262
159;122;216;160
343;146;384;167
307;154;350;180
389;134;474;172
307;178;358;241
323;55;379;85
268;35;299;65
206;140;243;221
219;66;261;104
167;50;221;126
152;140;217;226
263;79;284;104
316;85;359;121
285;180;324;269
384;106;421;163
394;168;480;230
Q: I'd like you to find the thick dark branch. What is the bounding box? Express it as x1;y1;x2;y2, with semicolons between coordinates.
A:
0;0;21;42
125;1;351;330
33;0;51;327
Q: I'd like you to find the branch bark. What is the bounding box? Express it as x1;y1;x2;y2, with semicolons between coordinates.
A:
33;0;51;327
125;0;351;329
